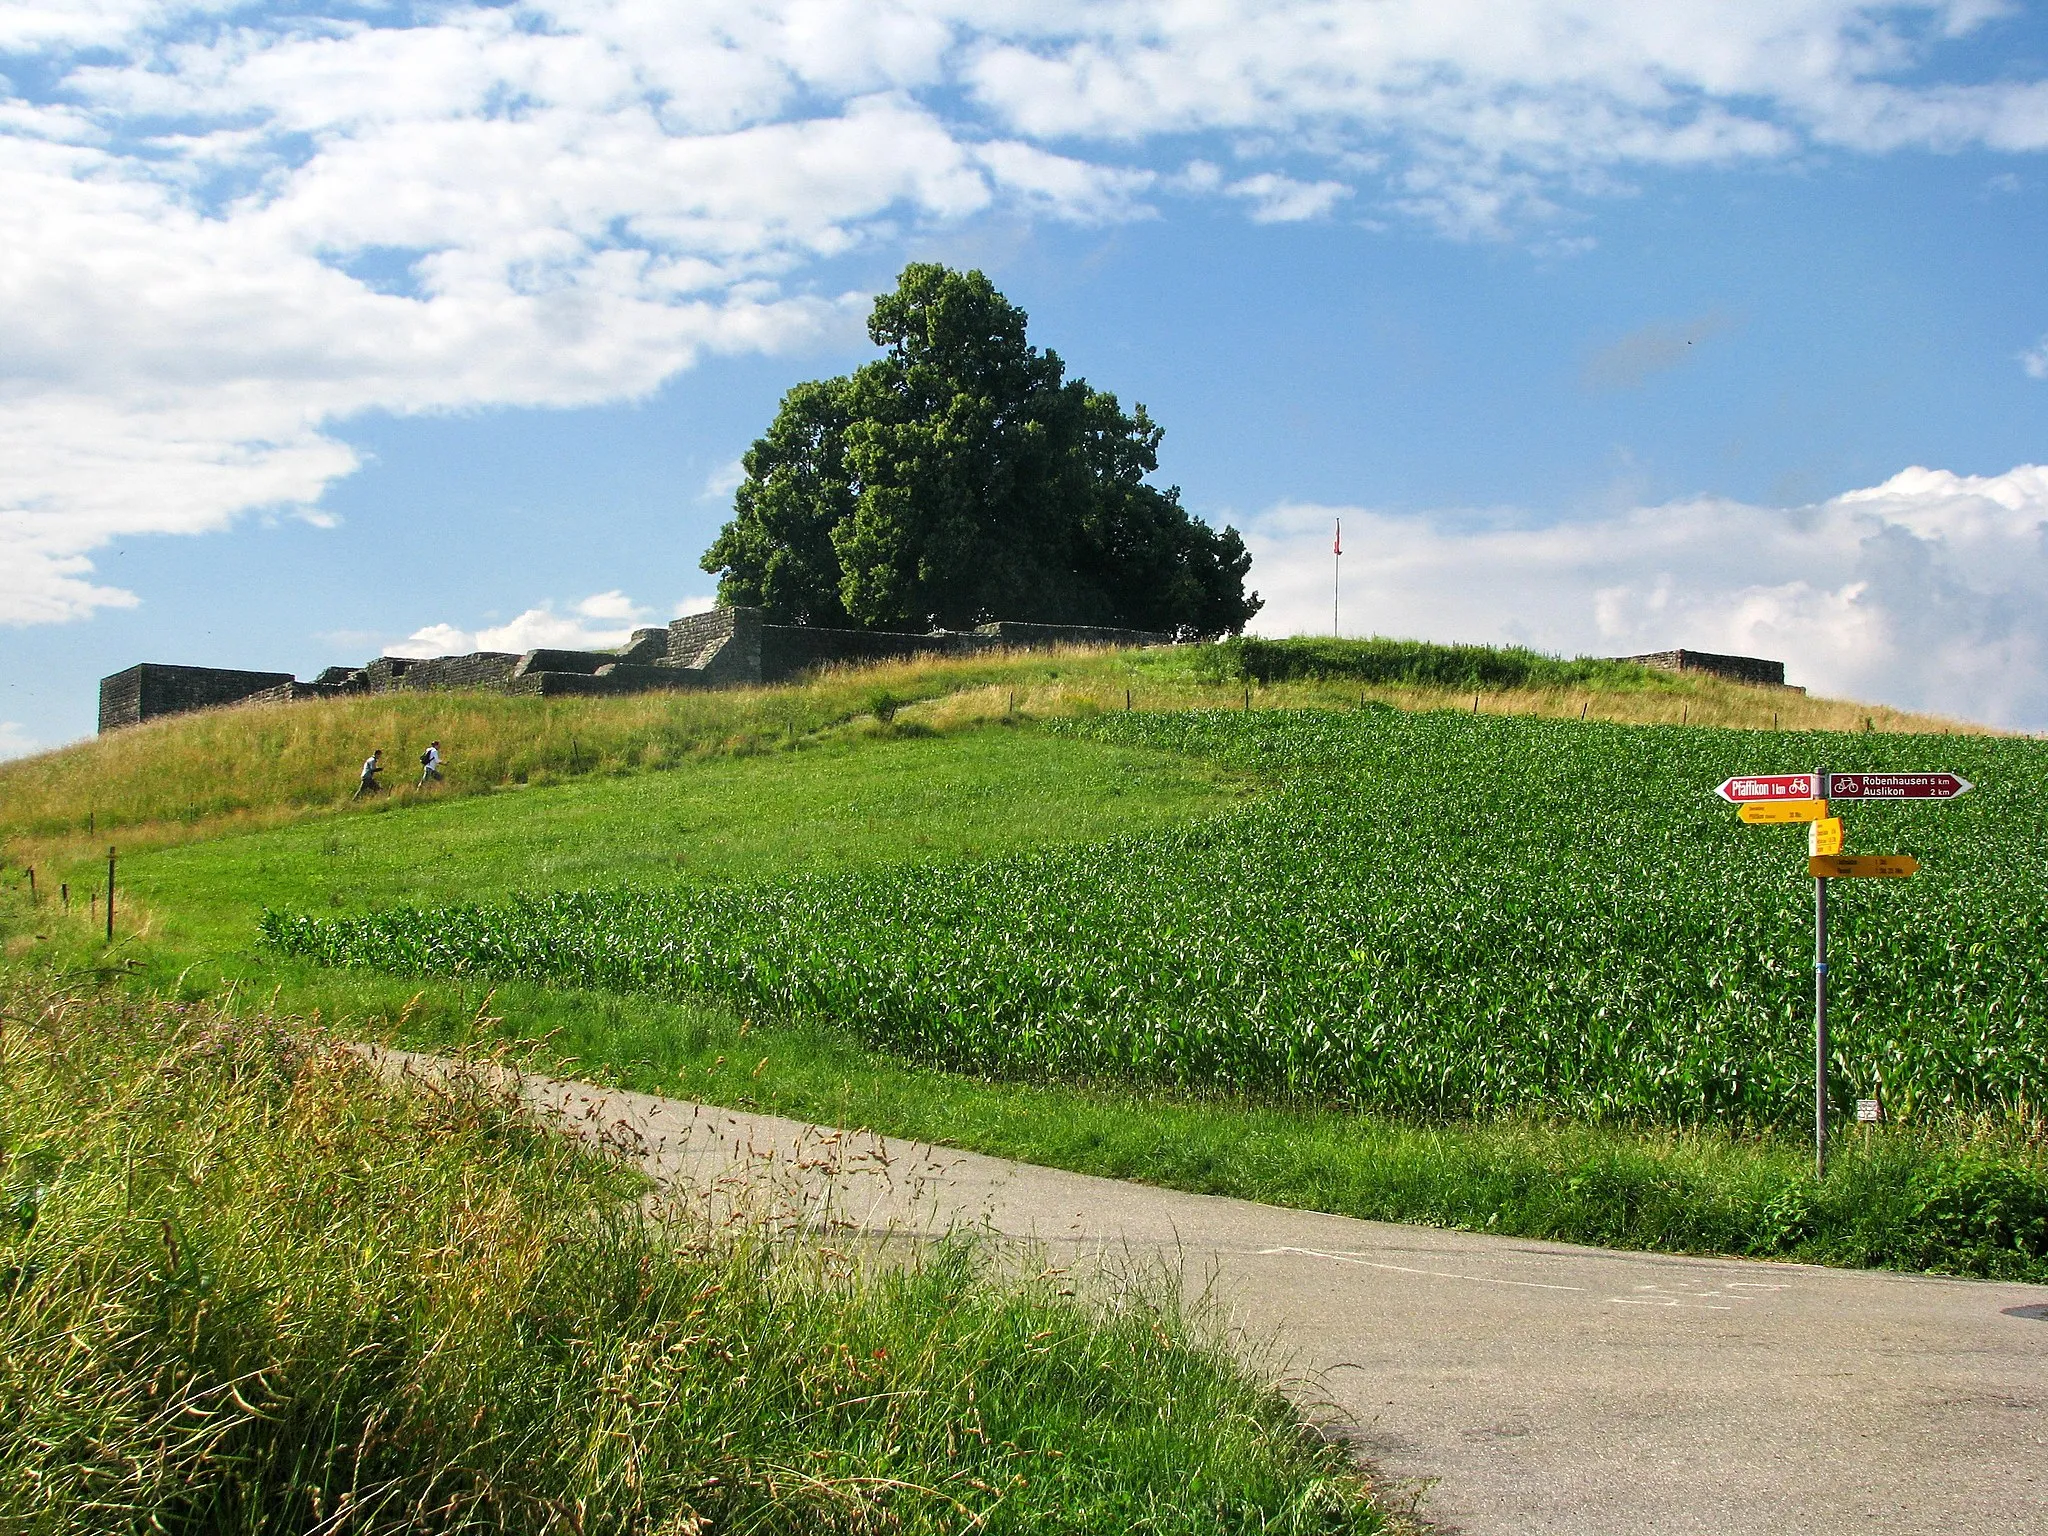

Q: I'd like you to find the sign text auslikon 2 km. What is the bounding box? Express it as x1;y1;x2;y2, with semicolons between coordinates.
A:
1716;770;1974;1176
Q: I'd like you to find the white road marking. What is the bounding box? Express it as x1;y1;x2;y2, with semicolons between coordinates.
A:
1258;1246;1590;1292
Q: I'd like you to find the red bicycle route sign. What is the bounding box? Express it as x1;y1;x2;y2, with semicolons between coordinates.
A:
1716;773;1820;802
1714;771;1972;803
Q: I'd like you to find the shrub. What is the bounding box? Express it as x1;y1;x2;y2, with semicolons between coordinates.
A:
1197;636;1671;692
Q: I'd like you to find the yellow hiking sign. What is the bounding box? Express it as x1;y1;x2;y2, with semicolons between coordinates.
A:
1738;799;1828;824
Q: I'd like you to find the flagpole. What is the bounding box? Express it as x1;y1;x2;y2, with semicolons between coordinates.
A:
1333;519;1342;637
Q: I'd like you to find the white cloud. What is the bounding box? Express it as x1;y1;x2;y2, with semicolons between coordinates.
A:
387;622;476;660
1244;463;2048;730
0;720;40;762
1225;172;1352;223
701;459;748;502
3;1;2045;626
386;590;660;657
2023;336;2048;380
573;589;647;624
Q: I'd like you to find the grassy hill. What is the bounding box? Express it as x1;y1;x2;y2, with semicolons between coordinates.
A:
5;637;2042;1286
0;637;1988;870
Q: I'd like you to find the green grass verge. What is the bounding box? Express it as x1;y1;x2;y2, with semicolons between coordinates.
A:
1;968;1388;1535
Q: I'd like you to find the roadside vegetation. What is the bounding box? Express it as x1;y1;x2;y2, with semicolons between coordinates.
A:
0;968;1388;1535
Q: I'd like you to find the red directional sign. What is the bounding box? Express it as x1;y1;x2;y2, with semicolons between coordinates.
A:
1716;774;1821;803
1826;772;1972;801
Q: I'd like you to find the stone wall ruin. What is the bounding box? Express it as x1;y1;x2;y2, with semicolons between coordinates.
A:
97;610;1172;732
1618;649;1794;689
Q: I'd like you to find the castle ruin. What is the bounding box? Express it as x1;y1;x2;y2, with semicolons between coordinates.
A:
1617;649;1795;690
98;607;1172;732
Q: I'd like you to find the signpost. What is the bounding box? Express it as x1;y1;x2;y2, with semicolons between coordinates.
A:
1723;766;1971;1177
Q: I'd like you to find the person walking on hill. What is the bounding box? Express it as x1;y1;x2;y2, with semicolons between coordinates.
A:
353;749;384;799
417;740;443;788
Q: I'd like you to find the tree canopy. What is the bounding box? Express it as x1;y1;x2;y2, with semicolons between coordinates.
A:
700;264;1261;637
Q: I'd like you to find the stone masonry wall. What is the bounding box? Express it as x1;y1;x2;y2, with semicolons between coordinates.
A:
500;666;708;699
98;664;298;732
1622;649;1789;689
384;652;522;691
666;607;763;686
757;623;988;680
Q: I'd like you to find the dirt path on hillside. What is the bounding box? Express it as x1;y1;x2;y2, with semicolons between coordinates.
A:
374;1050;2048;1536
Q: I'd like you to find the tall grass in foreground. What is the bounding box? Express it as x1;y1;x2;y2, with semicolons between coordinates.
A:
0;975;1385;1535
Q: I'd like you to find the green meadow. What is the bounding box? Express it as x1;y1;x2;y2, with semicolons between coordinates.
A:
111;726;1250;951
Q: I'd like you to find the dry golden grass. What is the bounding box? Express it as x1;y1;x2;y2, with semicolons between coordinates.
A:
1;640;1996;873
0;648;1083;866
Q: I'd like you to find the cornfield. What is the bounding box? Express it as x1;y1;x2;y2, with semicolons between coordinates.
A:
264;709;2048;1128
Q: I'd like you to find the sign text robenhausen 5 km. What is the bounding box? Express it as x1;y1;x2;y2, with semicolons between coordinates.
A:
1825;772;1971;800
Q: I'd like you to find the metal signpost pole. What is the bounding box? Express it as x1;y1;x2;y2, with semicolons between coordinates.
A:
106;845;116;944
1813;766;1830;1179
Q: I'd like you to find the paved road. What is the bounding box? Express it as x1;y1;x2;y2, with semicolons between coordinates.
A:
389;1053;2048;1535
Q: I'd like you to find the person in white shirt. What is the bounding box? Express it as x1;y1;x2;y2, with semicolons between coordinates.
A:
417;741;443;787
353;749;384;799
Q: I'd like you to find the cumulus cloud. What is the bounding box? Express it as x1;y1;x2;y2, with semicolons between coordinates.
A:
387;623;476;660
959;2;2048;230
2023;336;2048;380
1225;173;1353;223
3;1;2045;627
387;591;662;658
1243;463;2048;730
701;459;748;502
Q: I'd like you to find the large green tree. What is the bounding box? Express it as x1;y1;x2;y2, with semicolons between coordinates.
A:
701;264;1261;636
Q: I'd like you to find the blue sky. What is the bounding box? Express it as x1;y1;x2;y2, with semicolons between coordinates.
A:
5;1;2048;753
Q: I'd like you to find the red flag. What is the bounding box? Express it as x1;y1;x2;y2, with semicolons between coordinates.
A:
1333;519;1342;556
